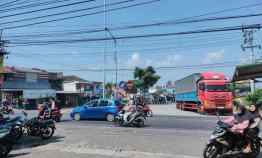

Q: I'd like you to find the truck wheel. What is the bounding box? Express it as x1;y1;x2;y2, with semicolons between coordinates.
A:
198;106;206;115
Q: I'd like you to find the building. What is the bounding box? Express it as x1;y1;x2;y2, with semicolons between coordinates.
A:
2;66;60;109
56;75;103;107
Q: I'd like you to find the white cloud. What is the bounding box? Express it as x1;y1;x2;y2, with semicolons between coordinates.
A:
156;54;182;67
145;59;153;67
202;50;225;64
128;52;141;67
126;53;182;68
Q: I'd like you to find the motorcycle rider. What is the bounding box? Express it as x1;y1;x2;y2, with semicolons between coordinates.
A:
50;98;56;110
122;99;135;124
243;104;261;153
38;102;49;120
224;99;261;153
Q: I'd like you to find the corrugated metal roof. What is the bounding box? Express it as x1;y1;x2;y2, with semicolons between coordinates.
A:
3;79;51;90
232;63;262;81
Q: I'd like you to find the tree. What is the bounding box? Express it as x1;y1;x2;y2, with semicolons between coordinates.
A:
246;89;262;107
105;83;115;98
134;66;160;94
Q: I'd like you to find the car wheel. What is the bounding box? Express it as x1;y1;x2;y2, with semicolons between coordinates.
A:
106;114;114;122
74;113;81;121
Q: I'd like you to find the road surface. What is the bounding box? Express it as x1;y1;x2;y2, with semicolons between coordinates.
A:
9;108;262;158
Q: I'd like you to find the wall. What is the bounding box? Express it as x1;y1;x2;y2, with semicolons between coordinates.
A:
63;81;78;92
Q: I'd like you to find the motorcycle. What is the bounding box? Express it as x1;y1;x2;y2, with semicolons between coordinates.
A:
16;112;56;140
115;105;147;128
0;110;23;141
42;108;62;122
203;115;262;158
0;126;15;158
143;105;153;117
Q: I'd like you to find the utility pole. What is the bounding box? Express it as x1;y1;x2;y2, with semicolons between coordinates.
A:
103;0;107;99
105;27;118;99
241;26;261;93
0;30;9;102
241;26;261;64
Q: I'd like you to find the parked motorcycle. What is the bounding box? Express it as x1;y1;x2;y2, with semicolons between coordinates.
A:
115;106;147;128
2;116;24;141
203;117;262;158
0;127;15;158
0;111;24;142
16;112;56;140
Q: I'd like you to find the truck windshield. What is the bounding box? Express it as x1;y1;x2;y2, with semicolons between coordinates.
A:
204;85;229;92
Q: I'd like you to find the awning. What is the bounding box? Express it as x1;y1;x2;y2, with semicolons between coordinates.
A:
23;89;56;99
232;63;262;81
56;91;81;94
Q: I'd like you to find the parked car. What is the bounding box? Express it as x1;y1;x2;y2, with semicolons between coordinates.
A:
70;99;120;122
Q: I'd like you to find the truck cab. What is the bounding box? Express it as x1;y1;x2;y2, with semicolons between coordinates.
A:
197;72;233;113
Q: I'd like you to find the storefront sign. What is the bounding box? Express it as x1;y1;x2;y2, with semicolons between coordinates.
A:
23;89;56;99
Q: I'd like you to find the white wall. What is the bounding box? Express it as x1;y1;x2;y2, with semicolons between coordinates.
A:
63;81;78;92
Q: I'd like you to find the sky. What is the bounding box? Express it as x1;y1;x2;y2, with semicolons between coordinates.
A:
2;0;262;84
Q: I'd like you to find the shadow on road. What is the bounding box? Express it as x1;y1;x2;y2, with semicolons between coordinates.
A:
14;136;65;150
8;152;30;158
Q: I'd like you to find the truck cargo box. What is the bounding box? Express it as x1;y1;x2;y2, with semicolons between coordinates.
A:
175;73;201;102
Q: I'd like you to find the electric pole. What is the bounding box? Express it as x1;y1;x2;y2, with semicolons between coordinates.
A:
241;26;261;64
0;30;9;102
103;0;107;99
241;26;261;93
105;27;118;99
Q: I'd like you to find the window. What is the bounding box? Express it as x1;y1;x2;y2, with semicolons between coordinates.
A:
86;100;98;107
199;83;205;91
204;85;230;92
26;73;38;82
99;100;108;107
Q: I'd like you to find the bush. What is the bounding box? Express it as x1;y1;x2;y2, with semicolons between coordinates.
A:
246;89;262;107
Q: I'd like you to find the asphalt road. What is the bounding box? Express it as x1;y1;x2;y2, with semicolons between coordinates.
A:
8;110;262;158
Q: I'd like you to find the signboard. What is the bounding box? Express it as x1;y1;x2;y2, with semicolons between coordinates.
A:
119;81;127;89
23;89;56;99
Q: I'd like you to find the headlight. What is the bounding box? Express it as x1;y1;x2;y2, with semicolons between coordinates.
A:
0;132;8;138
204;100;209;106
210;135;218;140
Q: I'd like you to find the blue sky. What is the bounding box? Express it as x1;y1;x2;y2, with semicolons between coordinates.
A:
3;0;262;84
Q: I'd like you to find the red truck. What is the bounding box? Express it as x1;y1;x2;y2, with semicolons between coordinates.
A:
175;72;233;114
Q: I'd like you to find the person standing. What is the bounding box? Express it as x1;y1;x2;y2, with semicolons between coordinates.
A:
50;98;56;110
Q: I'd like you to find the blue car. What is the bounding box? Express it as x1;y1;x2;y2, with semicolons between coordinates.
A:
70;99;120;122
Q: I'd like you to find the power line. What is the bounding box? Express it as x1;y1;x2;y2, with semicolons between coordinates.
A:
0;0;96;20
0;0;138;27
45;61;240;72
170;1;262;22
10;38;239;56
4;11;262;39
0;0;25;8
2;0;160;30
0;0;77;13
0;0;38;9
9;23;261;46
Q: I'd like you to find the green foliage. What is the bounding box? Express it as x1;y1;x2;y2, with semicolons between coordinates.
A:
105;83;115;98
246;89;262;106
134;66;160;93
